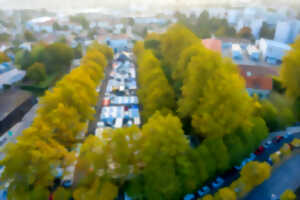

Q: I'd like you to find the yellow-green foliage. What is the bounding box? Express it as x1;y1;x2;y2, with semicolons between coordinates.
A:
0;47;108;199
135;46;176;121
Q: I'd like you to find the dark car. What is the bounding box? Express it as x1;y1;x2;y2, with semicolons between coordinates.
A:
255;146;265;155
272;136;283;144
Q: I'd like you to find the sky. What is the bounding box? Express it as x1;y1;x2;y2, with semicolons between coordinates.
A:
0;0;298;10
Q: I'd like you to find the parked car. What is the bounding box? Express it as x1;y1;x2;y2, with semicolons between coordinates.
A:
272;136;283;144
212;177;224;189
198;186;210;197
184;194;195;200
248;153;256;161
283;132;292;139
255;146;265;155
263;140;272;149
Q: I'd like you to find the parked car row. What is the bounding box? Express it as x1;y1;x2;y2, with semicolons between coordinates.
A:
183;131;296;200
96;52;141;138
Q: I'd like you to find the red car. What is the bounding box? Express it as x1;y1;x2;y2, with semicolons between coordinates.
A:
255;146;265;155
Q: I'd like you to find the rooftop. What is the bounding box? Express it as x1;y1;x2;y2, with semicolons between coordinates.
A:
0;88;32;121
222;43;281;67
202;38;222;53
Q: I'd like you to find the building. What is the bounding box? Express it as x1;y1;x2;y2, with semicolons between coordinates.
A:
0;63;26;91
202;38;222;53
26;17;55;33
274;20;300;44
239;65;278;99
274;21;291;43
257;38;291;65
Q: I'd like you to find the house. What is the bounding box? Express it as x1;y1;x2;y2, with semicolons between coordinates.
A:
202;38;222;53
257;38;291;65
239;65;276;99
26;17;55;33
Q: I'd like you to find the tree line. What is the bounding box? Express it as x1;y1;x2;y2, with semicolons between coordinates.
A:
132;24;270;199
0;43;110;199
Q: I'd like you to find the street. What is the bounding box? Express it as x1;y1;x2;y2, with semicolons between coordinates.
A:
0;104;38;160
243;153;300;200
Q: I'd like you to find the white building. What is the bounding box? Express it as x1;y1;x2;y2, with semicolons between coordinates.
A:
0;67;26;90
26;17;55;33
274;21;291;43
257;38;291;65
274;20;300;44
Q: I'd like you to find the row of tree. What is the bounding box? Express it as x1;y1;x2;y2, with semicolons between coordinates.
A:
71;111;268;200
0;45;110;199
203;161;272;200
134;43;175;121
131;24;271;199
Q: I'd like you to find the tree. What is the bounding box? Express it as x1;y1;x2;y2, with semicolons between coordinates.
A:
70;15;89;29
203;137;230;172
0;52;9;63
214;187;237;200
129;113;190;200
24;30;36;42
160;24;199;69
240;161;271;188
137;50;175;121
26;62;47;83
74;44;83;59
0;126;74;200
0;33;10;42
43;42;74;73
178;50;254;138
223;133;245;166
259;22;275;39
81;49;107;68
280;39;300;120
259;100;280;131
53;187;72;199
202;194;214;200
237;27;253;40
87;41;114;61
280;189;296;200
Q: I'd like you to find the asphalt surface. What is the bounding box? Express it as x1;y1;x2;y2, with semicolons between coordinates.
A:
243;152;300;200
0;104;38;160
185;131;300;200
87;62;112;136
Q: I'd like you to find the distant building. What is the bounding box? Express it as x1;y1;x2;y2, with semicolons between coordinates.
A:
104;34;130;53
202;38;222;53
274;21;291;43
257;38;291;65
26;17;55;33
0;63;26;91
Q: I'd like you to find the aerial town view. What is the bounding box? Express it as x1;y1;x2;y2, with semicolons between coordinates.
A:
0;0;299;199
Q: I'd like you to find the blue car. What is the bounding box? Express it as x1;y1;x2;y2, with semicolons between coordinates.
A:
198;186;210;197
184;193;195;200
212;177;224;189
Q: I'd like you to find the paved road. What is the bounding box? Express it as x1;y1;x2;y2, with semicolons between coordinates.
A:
243;152;300;200
0;104;38;159
87;62;112;136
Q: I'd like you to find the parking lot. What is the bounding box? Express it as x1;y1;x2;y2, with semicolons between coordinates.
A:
95;52;141;139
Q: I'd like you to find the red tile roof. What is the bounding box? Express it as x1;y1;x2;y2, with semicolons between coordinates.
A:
202;38;222;53
239;66;274;90
242;75;273;90
239;65;279;77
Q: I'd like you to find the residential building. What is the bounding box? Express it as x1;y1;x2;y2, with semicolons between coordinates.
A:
274;21;291;43
257;38;291;65
202;38;222;53
26;17;55;33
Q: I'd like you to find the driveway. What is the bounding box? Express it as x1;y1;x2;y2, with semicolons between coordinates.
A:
243;153;300;200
